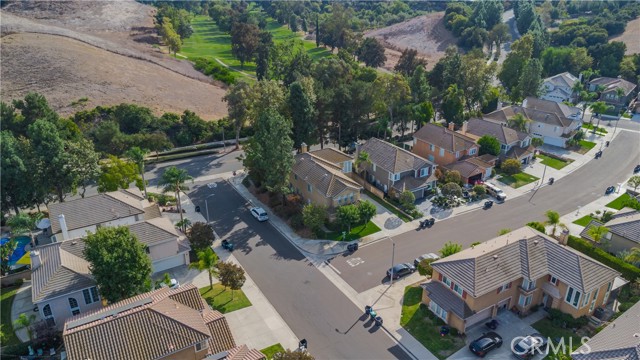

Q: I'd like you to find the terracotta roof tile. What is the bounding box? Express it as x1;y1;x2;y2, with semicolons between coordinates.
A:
414;124;477;153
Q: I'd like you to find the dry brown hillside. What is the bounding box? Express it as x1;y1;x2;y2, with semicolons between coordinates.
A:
0;0;228;119
609;17;640;55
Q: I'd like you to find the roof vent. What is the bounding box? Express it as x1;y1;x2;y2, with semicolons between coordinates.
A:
533;240;539;245
493;255;498;260
633;333;639;338
71;241;77;245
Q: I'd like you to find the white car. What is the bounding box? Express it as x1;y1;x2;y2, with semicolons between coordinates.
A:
250;207;269;222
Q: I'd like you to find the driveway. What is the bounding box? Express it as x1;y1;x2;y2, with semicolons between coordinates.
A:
448;311;546;360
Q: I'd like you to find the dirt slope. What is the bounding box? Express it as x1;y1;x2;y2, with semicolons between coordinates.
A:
609;17;640;55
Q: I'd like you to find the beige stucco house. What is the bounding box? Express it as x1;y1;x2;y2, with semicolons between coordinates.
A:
540;72;579;103
412;123;479;167
588;77;638;113
422;227;620;334
580;207;640;256
461;118;534;166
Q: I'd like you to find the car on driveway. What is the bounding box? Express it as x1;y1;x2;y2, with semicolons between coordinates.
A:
469;331;503;357
512;333;548;359
250;207;269;221
605;186;615;195
414;253;440;267
386;263;415;280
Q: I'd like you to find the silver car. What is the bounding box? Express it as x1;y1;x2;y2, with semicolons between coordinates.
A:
250;207;269;222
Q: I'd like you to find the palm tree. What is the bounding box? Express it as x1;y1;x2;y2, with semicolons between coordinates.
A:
126;147;149;198
14;313;35;340
354;151;371;176
545;210;564;237
507;113;530;132
589;101;611;133
189;247;219;289
1;239;18;276
159;166;193;229
7;212;43;246
176;218;192;232
587;225;609;244
625;247;640;264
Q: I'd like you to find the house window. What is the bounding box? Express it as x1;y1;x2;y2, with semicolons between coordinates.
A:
550;276;558;285
442;276;452;287
83;287;100;305
603;282;612;304
69;297;80;316
605;232;612;240
373;164;377;172
343;161;353;173
554;126;559;132
294;174;298;180
420;168;428;177
390;173;400;181
522;278;535;291
469;148;477;155
498;282;512;293
500;144;507;150
428;155;435;162
453;284;464;297
589;288;599;313
43;304;55;327
439;148;445;157
350;193;355;203
565;286;582;308
307;184;312;193
582;291;591;307
195;341;208;351
518;294;532;307
428;301;448;322
455;151;460;158
145;246;150;254
430;144;435;151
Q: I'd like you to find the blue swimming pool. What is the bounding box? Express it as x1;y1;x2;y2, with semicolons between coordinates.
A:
1;236;31;267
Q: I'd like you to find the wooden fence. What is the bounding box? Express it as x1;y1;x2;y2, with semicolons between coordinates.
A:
348;173;385;199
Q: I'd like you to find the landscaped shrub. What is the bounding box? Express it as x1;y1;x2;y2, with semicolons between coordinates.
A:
526;221;546;233
192;57;237;85
547;308;589;329
147;192;176;206
418;258;436;276
290;214;304;231
568;235;640;281
501;159;522;175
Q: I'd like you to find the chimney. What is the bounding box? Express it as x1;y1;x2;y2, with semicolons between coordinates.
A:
558;229;570;245
461;121;468;135
448;122;455;131
30;250;41;270
300;142;308;153
58;214;70;241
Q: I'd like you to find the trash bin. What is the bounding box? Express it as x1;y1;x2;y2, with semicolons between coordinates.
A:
195;205;201;213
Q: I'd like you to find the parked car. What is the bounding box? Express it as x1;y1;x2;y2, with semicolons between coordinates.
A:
250;207;269;221
634;164;640;173
386;263;415;280
414;253;440;267
469;332;503;357
605;186;616;195
512;333;548;359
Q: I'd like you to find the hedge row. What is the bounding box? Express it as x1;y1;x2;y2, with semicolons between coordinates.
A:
567;235;640;281
193;57;237;85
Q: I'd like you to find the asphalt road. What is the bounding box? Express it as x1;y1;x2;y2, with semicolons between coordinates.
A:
188;180;411;360
332;130;640;293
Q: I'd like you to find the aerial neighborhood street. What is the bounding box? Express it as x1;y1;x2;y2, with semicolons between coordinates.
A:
2;1;640;360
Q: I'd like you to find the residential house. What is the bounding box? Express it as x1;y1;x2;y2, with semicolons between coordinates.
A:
422;227;620;334
48;188;161;242
441;157;495;185
63;284;265;360
580;207;640;255
412;123;479;166
461;118;534;165
540;72;579;103
588;77;638;112
290;147;362;208
357;138;437;199
484;97;583;148
571;300;640;360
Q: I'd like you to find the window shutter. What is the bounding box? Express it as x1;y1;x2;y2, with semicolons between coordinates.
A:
462;291;467;299
438;273;443;281
507;282;512;289
450;282;454;290
497;287;501;294
548;275;551;281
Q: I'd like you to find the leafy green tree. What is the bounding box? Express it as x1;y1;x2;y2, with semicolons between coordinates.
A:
289;81;317;149
460;51;497;110
67;137;101;198
337;204;360;232
0;239;17;276
224;81;252;150
84;227;152;303
478;135;501;156
399;191;416;211
8;93;59;137
507;113;530;132
187;222;214;252
409;65;432;104
256;31;274;81
531;137;544;148
627;176;640;192
413;102;435;130
1;131;30;213
7;212;42;246
444;171;463;186
159;166;193;228
231;22;259;68
418;258;436;277
489;23;511;57
126;147;149;198
545;210;564;237
98;156;142;193
319;3;355;50
441;182;463;198
374;74;411;138
355;151;371;175
501;159;522;175
473;185;486;197
498;34;533;94
14;313;35;340
356;38;386;68
394;48;426;77
289;14;298;32
624;248;640;264
439;241;462;258
498;228;512;235
587;225;609;244
216;261;246;299
190;247;219;289
161;18;182;56
589;101;612;130
302;204;327;233
358;200;377;224
515;58;543;100
441;84;465;126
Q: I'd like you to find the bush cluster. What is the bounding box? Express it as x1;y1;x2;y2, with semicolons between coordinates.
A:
567;235;640;281
193;57;237;85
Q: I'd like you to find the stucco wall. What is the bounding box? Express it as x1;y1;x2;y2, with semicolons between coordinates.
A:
39;288;103;330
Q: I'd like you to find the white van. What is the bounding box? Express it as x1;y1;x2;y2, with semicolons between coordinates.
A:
485;183;507;203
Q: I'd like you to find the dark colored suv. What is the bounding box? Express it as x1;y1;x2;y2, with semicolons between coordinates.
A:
469;332;503;357
386;263;415;280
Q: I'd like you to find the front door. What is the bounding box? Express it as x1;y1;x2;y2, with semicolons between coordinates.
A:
542;293;552;309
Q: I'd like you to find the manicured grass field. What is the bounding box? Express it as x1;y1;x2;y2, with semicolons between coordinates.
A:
582;123;608;135
400;286;465;360
326;221;381;241
1;285;21;347
181;15;331;78
261;343;285;360
199;284;252;313
499;172;540;188
573;215;596;227
606;193;632;210
578;140;597;154
537;154;570;170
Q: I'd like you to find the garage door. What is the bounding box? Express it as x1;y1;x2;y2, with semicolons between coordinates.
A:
465;306;493;330
153;253;187;273
543;136;565;147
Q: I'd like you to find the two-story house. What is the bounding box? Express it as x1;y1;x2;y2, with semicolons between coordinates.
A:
580;207;640;255
461;118;534;165
412;123;479;166
588;77;638;113
484;97;583;148
290;147;362;208
422;227;620;334
357;138;437;199
540;72;579;103
63;284;265;360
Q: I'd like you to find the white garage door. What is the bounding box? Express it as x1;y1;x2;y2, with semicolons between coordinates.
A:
465;306;493;330
153;253;187;273
543;136;565;147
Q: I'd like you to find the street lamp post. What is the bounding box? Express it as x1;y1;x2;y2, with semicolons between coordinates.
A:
389;238;396;286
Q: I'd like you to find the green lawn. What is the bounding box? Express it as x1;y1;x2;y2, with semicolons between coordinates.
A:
181;15;331;78
573;215;596;227
537;154;570;170
532;318;582;353
364;190;412;222
1;285;21;347
582;123;608;135
261;343;285;360
578;140;597;154
400;286;465;360
498;172;540;188
326;221;381;241
199;284;252;313
606;193;632;210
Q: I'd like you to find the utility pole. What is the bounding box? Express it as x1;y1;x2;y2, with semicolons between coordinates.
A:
389;238;396;286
